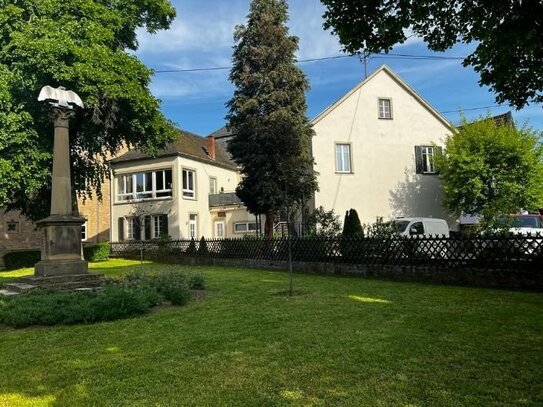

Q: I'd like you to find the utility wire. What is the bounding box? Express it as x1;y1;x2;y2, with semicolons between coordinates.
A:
441;105;502;114
153;52;467;73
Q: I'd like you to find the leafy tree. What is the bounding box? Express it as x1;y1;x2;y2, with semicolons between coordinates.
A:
321;0;543;108
435;116;543;226
0;0;177;220
226;0;317;237
342;209;364;237
306;206;342;237
197;236;209;256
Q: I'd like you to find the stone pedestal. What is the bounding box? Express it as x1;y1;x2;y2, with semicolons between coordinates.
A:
34;216;88;276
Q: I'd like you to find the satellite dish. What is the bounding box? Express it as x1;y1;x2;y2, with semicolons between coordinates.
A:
38;86;84;109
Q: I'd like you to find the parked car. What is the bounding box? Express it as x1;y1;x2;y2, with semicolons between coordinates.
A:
393;217;450;238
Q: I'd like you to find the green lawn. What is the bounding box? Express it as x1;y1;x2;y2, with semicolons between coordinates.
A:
0;259;542;406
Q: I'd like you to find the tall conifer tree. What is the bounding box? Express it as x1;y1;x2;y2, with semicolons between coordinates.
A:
226;0;317;237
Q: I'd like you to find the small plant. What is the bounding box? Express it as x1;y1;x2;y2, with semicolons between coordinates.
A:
189;273;206;290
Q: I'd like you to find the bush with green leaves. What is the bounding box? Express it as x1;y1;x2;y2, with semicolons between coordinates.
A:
3;250;41;270
0;284;159;328
83;242;111;261
189;273;206;290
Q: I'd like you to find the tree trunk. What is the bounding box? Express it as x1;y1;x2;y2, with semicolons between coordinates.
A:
265;211;275;238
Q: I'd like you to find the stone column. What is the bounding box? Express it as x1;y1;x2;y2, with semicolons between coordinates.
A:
34;107;88;277
51;108;75;215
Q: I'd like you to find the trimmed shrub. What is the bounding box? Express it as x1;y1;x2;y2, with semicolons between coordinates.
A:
185;238;197;256
3;250;41;270
83;242;111;261
197;236;209;256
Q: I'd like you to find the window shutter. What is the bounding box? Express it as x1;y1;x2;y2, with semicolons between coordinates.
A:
161;214;169;237
118;218;124;241
145;216;151;240
415;146;423;174
134;218;141;241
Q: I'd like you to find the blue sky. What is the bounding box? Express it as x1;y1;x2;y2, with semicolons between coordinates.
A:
135;0;542;136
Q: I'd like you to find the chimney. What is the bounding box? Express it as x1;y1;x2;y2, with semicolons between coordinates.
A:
207;136;216;160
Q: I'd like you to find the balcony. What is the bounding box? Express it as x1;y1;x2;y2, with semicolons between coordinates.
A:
209;192;243;208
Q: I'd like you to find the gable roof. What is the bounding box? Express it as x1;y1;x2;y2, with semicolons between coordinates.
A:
311;65;452;129
109;129;237;170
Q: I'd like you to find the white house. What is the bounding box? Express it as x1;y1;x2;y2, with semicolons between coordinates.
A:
109;130;260;241
310;65;456;229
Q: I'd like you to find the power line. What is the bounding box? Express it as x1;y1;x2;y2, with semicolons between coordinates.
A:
153;52;467;73
440;105;502;114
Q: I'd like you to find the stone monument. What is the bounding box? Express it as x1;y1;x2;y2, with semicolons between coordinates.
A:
34;86;88;276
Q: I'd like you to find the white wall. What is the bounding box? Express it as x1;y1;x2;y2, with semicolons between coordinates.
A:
312;67;456;229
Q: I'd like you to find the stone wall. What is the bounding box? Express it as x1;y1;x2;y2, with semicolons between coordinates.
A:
0;179;111;269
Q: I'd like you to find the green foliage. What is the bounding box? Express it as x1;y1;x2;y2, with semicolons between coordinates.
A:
197;236;209;256
3;250;41;270
0;285;157;328
189;273;206;290
0;0;177;220
435;116;543;227
226;0;317;234
306;206;342;237
321;0;542;108
83;242;111;261
342;209;364;237
185;238;197;256
124;268;195;305
363;217;396;238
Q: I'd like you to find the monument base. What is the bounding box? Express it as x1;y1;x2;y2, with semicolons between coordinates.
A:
35;259;88;277
35;215;88;277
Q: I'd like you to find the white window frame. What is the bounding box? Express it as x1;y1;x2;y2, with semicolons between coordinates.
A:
209;176;217;195
215;221;225;238
81;221;88;241
116;169;172;202
152;214;168;239
378;98;392;119
189;214;198;239
234;222;259;234
421;146;437;174
126;217;137;240
182;169;196;199
335;143;352;174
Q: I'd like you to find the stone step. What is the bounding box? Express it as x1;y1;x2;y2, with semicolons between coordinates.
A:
20;273;104;286
3;283;37;293
0;289;20;297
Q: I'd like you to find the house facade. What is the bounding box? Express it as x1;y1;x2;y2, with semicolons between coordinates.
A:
310;65;456;229
109;131;259;241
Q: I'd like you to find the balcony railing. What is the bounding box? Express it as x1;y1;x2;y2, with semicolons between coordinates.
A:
209;192;243;208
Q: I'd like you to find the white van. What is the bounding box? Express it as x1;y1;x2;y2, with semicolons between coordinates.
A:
393;217;450;238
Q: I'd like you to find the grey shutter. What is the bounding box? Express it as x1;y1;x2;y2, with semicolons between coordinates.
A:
144;216;151;240
415;146;423;174
161;214;169;237
118;218;124;241
134;218;141;241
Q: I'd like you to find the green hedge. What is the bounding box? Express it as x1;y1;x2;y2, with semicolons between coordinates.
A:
83;242;111;261
3;250;41;270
